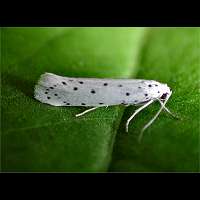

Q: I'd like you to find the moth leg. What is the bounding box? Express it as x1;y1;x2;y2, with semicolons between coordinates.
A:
75;107;99;117
126;100;154;133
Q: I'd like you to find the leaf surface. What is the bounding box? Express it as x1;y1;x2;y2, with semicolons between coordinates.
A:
1;28;145;171
110;28;200;172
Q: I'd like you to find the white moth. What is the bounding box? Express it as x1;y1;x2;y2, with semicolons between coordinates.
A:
34;72;175;141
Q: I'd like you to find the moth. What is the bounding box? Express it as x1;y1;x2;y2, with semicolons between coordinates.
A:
34;72;176;141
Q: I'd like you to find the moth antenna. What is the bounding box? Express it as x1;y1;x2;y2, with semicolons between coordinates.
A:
126;100;154;133
157;98;180;120
138;93;172;143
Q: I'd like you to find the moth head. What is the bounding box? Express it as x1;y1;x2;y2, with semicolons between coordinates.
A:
159;84;172;102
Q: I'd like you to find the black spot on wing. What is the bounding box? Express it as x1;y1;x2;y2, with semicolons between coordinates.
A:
64;101;70;105
121;101;128;105
91;89;96;94
62;81;67;85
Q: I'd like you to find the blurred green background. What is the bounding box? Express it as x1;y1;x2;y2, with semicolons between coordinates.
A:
1;27;199;172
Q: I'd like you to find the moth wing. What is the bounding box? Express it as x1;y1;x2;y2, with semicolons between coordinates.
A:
34;73;153;107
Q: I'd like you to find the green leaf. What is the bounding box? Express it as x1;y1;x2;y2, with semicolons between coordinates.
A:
1;28;145;172
110;28;200;172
